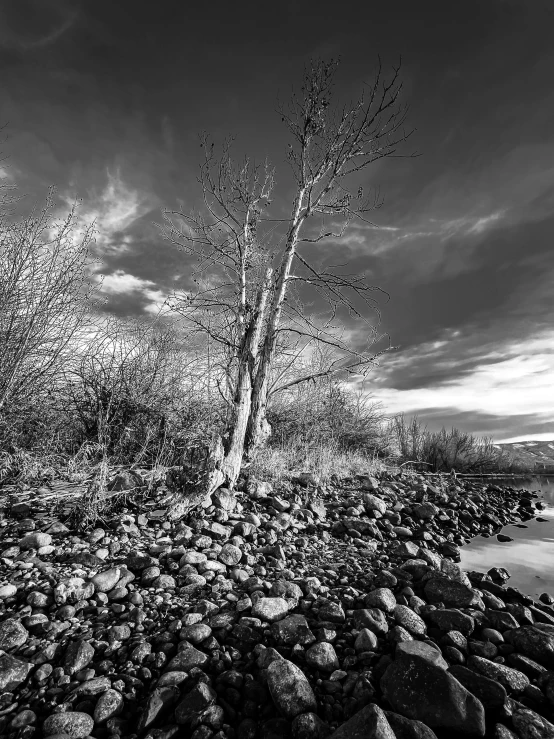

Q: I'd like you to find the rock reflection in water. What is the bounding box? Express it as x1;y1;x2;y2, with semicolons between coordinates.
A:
460;476;554;599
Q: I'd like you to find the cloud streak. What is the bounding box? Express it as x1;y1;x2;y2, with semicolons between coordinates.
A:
370;326;554;439
57;169;157;255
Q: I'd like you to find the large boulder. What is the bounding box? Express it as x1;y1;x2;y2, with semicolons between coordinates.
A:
271;615;316;646
328;703;395;739
42;711;94;738
363;494;387;516
365;588;397;614
306;642;340;672
54;577;94;605
291;712;331;739
448;665;507;709
0;651;33;691
506;625;554;668
358;475;380;491
308;497;327;520
353;608;389;636
380;641;485;736
175;682;217;724
384;711;439;739
212;487;236;511
427;608;475;636
136;686;180;732
413;502;439;520
466;655;529;693
342;518;383;539
512;708;554;739
91;567;121;593
166;644;209;672
252;597;290;622
0;619;28;651
394;605;427;636
424;575;483;609
269;580;303;605
64;639;95;675
267;658;317;719
18;532;52;550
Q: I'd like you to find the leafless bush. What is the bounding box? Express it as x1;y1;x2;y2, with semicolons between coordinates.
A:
389;414;533;473
268;377;390;456
64;316;221;467
0;187;98;413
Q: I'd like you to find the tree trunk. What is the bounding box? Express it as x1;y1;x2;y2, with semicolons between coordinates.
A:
245;191;305;456
244;342;272;458
219;354;254;487
167;269;273;519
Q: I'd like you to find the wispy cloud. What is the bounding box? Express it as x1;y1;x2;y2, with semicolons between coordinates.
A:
342;208;506;259
0;2;80;52
332;140;554;287
59;169;157;255
467;211;504;234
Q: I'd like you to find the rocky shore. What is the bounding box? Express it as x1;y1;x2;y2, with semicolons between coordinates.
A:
1;468;554;739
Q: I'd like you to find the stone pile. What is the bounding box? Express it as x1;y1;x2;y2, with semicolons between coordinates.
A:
0;470;552;739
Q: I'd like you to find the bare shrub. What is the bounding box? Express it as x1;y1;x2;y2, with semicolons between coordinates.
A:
0;187;98;413
65;316;221;467
268;378;389;456
389;413;533;473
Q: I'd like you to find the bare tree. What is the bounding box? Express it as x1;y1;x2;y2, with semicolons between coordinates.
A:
0;187;98;412
159;58;415;508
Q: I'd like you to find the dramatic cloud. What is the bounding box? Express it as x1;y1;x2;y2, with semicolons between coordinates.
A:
370;327;554;440
1;0;552;441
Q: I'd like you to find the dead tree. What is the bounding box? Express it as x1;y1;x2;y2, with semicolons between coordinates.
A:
159;58;415;511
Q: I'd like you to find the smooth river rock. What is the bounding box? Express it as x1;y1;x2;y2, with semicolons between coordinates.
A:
267;658;317;718
42;711;94;738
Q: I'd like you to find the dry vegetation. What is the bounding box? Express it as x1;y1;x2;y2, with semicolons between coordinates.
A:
0;59;531;496
0;183;530;498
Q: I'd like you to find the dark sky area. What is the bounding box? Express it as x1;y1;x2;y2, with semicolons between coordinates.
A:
1;0;553;441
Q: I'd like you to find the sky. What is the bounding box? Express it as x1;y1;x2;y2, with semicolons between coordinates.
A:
1;0;553;443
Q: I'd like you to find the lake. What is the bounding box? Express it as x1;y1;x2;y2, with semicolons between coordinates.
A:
459;476;554;599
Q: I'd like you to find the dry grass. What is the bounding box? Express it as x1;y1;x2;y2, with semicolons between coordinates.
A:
248;436;389;484
0;448;65;487
68;455;109;530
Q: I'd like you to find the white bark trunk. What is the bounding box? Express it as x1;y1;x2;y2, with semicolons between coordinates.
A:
220;266;273;484
168;267;274;520
246;190;306;455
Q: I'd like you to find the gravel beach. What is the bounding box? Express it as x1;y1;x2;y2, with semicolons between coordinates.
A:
1;469;553;739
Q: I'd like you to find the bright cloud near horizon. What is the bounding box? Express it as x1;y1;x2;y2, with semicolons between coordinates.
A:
1;0;553;442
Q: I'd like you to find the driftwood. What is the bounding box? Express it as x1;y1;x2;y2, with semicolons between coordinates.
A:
164;437;225;520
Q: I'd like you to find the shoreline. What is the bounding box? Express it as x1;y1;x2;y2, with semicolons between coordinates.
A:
1;468;554;738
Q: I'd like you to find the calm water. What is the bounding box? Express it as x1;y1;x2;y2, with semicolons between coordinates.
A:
460;476;554;600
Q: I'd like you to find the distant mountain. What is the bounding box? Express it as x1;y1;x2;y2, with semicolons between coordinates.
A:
493;440;554;471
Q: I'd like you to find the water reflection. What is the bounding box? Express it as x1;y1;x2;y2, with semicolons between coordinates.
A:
459;476;554;599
